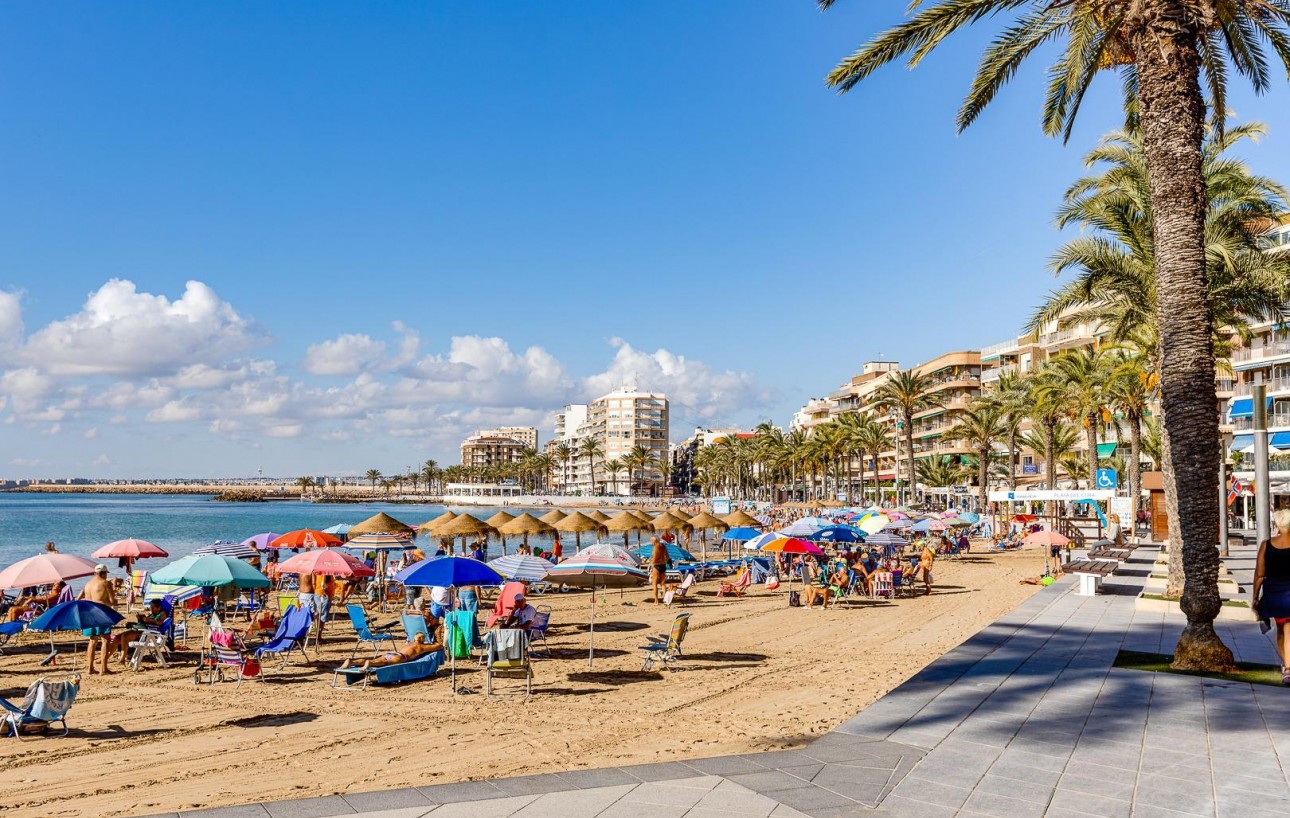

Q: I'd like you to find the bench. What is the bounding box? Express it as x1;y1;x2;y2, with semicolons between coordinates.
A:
1061;560;1119;596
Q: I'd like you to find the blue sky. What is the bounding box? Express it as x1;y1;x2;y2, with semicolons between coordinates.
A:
1;2;1289;478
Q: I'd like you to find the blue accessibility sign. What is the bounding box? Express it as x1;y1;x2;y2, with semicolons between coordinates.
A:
1095;468;1118;489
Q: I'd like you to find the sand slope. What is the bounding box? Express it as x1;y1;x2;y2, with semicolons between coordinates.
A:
0;548;1044;817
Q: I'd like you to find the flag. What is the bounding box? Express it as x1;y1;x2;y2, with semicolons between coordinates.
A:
1228;477;1244;506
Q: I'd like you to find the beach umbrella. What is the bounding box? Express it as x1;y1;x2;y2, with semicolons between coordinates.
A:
601;512;645;548
240;533;282;551
928;520;951;533
345;532;413;549
394;555;503;588
418;511;456;534
585;510;611;523
760;537;825;556
322;523;352;536
884;519;916;530
349;511;416;538
539;509;568;526
721;509;760;528
93;539;167;559
959;512;981;524
437;514;493;556
864;532;909;554
498;513;554;550
545;554;648;667
578;542;638;566
857;515;891;535
629;510;655;524
485;511;517;555
1012;514;1038;523
780;516;831;537
28;600;124;660
1024;531;1071;547
909;519;936;534
554;512;604;550
193;540;259;560
632;542;695;563
742;531;781;551
277;550;375;578
650;510;690;532
487;554;554;582
807;525;866;544
152;554;270;589
271;529;343;549
0;553;98;590
687;511;729;561
887;511;910;520
722;526;761;541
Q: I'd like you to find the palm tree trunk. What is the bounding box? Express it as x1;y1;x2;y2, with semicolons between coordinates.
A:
904;413;915;507
1008;427;1018;491
1085;417;1099;487
1129;412;1143;543
1133;17;1232;672
978;445;988;515
857;450;866;507
1044;420;1057;521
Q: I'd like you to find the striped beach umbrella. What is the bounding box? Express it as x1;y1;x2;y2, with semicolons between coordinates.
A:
487;554;554;582
546;554;648;668
193;540;259;560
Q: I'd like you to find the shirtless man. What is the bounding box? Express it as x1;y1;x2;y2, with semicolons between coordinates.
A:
338;631;441;672
79;565;117;675
297;572;324;632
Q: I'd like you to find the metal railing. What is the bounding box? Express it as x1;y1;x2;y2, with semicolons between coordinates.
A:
1233;341;1290;363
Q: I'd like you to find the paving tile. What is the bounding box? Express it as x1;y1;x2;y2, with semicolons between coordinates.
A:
889;779;971;809
692;780;782;817
550;768;642;790
758;784;859;812
180;808;272;818
1049;787;1131;818
422;795;540;818
994;747;1070;774
960;789;1049;818
341;809;428;818
417;782;509;805
986;757;1063;788
617;762;708;783
973;772;1054;803
488;775;573;798
684;755;770;776
507;784;635;818
768;807;811;818
874;794;959;817
725;770;819;793
592;803;687;818
264;797;356;818
341;789;435;813
619;782;711;809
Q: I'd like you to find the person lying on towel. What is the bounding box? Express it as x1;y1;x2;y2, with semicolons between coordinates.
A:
339;631;442;673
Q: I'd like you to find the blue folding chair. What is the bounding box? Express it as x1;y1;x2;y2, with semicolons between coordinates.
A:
347;604;397;659
254;604;313;669
401;613;431;642
2;675;80;738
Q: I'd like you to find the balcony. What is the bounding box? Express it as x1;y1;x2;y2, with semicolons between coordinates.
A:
980;364;1018;384
1234;377;1290;396
1232;412;1290;430
1232;340;1290;365
980;338;1020;358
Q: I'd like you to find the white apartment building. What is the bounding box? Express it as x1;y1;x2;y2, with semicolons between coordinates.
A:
478;426;538;451
548;388;670;495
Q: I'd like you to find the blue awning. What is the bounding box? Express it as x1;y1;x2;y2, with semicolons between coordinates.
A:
1228;396;1273;420
1230;434;1253;452
1273;432;1290;450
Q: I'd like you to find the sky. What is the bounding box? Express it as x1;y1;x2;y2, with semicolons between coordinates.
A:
1;2;1289;479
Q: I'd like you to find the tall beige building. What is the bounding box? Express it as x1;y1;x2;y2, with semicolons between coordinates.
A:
548;387;670;495
460;434;527;470
478;426;538;450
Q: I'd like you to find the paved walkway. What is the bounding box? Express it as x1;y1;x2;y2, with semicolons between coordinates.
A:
147;543;1290;818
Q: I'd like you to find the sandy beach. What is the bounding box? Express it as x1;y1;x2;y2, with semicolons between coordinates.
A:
0;547;1045;818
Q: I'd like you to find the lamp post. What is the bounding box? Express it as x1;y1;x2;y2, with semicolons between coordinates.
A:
1254;384;1271;546
1220;432;1231;557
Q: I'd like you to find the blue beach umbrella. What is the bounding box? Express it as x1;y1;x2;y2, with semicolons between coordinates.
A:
395;556;503;588
909;519;936;534
632;542;696;563
29;600;123;633
807;525;867;544
721;526;762;541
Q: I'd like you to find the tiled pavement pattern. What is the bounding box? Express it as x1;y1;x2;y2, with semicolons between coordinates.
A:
145;542;1290;818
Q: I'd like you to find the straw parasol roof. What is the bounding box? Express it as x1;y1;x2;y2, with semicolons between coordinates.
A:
539;509;568;526
651;510;690;531
499;513;554;536
438;514;492;537
585;510;611;522
349;511;416;537
688;511;728;530
602;512;645;532
418;511;456;533
629;510;654;523
486;510;517;529
554;511;603;534
722;509;760;527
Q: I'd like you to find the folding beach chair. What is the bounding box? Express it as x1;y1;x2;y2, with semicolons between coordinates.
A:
254;604;313;669
870;571;894;600
401;613;431;642
717;568;751;597
2;675;80;738
639;613;690;671
195;638;262;688
665;572;696;607
128;623;170;671
484;628;531;698
347;604;398;659
527;606;552;658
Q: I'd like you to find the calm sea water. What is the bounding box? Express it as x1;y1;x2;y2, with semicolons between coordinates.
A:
0;493;553;569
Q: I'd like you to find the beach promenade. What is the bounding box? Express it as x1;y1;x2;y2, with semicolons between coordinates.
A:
152;541;1289;818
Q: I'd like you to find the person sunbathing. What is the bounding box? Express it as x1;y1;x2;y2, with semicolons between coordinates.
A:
338;632;440;672
6;581;65;622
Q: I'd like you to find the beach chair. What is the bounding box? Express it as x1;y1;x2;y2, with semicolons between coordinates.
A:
2;675;80;738
195;642;263;688
332;649;445;691
347;604;398;659
401;613;431;643
254;604;313;669
639;613;690;671
128;625;169;671
484;628;532;698
528;606;552;658
665;572;696;607
716;568;752;598
870;571;894;600
486;582;526;628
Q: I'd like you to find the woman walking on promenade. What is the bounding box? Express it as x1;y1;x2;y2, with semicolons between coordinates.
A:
1253;509;1290;684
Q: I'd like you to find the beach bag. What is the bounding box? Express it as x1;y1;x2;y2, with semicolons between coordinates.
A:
787;591;801;608
765;576;780;591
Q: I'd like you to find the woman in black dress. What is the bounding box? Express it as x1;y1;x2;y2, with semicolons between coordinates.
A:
1253;508;1290;684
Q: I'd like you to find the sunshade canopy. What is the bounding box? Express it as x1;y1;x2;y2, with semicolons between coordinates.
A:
151;554;271;589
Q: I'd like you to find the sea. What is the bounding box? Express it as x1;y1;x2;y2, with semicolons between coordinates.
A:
0;493;549;570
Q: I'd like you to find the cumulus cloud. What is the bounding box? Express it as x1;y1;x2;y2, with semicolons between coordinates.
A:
0;290;22;344
303;334;387;376
14;279;263;376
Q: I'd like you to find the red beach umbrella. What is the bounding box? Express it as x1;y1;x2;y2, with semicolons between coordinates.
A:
270;529;343;549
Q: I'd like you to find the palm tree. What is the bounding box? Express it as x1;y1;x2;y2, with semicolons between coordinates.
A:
856;421;893;507
817;0;1290;675
604;458;625;496
295;476;314;498
1038;348;1114;486
873;369;943;505
625;444;659;497
1106;346;1158;534
993;371;1031;491
364;469;382;489
421;463;438;495
579;438;603;495
1024;367;1072;512
552;443;574;494
916;456;964;497
944;400;1006;513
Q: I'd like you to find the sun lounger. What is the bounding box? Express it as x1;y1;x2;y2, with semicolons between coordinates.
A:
2;675;80;739
332;648;445;690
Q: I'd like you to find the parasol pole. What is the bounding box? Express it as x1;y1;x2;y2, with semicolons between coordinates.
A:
588;586;596;669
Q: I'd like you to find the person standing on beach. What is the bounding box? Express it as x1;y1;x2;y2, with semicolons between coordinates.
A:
649;536;669;605
551;535;563;563
1253;509;1290;684
79;565;116;675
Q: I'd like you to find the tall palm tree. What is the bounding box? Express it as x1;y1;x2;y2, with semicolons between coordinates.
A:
1039;348;1115;486
295;476;314;498
552;443;573;494
604;458;625;496
625;444;658;497
1025;367;1071;510
818;0;1290;675
944;400;1006;513
421;463;438;495
873;369;943;505
916;456;964;496
579;437;603;495
857;421;893;507
364;469;382;489
993;371;1032;491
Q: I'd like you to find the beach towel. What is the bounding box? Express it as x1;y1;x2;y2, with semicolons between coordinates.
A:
25;678;78;723
446;611;472;659
339;649;444;687
492;629;524;662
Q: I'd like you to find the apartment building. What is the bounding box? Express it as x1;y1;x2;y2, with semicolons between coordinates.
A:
459;434;527;470
479;426;538;450
547;388;670;495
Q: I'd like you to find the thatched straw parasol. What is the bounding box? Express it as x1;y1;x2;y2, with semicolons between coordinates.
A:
418;511;456;534
498;513;553;550
602;511;644;547
688;511;729;561
437;514;493;555
585;509;611;522
349;511;416;538
486;510;517;554
554;511;603;550
722;509;760;527
651;510;689;531
629;510;654;523
539;509;568;526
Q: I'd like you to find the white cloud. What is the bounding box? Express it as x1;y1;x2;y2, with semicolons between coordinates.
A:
146;401;202;423
92;454;110;467
15;279;262;376
303;334;387;376
0;290;22;344
84;427;98;439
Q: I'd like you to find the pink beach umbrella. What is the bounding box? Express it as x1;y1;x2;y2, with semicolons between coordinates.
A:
276;549;375;578
0;554;98;589
92;539;168;559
